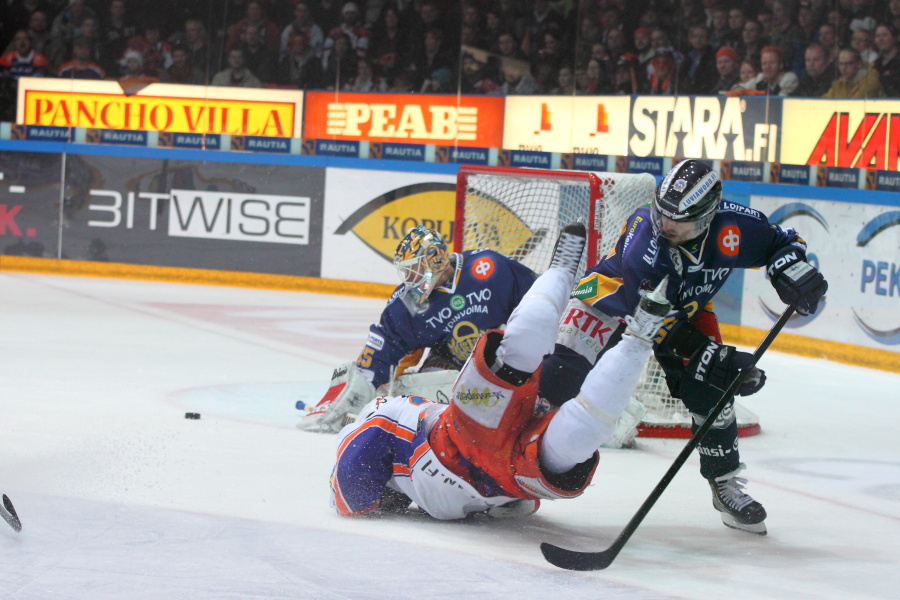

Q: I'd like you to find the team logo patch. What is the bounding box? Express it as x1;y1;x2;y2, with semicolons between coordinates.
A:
717;225;741;256
450;295;466;310
471;256;495;280
673;178;688;192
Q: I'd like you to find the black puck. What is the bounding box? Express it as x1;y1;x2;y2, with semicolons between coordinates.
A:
185;412;201;420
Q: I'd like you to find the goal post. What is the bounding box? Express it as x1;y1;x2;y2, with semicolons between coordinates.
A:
455;165;761;439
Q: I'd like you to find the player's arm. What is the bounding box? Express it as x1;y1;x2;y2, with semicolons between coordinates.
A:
330;411;397;516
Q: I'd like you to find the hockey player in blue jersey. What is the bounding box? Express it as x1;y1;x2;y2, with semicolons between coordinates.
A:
539;159;828;535
299;225;537;433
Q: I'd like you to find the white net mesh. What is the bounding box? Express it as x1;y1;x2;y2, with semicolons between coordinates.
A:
457;166;759;437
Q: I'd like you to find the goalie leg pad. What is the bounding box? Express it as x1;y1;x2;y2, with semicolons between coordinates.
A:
377;369;459;404
298;362;376;433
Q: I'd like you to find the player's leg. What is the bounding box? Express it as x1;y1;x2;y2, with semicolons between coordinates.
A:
659;311;767;535
540;278;671;473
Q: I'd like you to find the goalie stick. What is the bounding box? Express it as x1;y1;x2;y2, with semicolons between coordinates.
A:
541;306;795;571
0;494;21;532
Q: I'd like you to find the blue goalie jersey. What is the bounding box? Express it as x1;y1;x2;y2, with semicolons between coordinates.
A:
358;249;536;388
574;201;808;324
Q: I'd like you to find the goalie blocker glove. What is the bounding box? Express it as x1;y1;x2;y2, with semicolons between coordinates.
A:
766;247;828;315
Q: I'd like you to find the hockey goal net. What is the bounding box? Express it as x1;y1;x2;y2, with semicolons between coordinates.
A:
455;165;760;438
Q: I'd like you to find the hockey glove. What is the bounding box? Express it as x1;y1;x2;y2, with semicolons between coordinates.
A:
680;341;766;406
767;248;828;315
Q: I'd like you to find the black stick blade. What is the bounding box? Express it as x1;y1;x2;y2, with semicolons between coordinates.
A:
2;495;22;532
540;542;616;571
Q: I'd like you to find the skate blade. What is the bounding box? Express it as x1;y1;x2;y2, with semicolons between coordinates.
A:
720;513;767;535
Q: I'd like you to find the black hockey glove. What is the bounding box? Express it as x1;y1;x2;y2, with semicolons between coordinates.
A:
680;341;766;404
767;247;828;315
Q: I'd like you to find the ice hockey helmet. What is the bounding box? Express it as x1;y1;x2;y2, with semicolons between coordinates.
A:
652;159;722;243
393;225;450;309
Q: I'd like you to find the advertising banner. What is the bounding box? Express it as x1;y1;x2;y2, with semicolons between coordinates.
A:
501;96;630;155
781;99;900;170
742;195;900;351
303;92;504;148
16;78;303;138
59;154;324;275
0;150;62;259
321;168;456;285
628;95;781;162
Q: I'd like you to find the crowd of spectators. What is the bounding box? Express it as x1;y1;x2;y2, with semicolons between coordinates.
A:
1;0;898;122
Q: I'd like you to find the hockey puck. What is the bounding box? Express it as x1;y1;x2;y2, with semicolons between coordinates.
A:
185;412;201;420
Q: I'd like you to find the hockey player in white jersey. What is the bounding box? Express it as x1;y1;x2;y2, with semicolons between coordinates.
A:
330;222;673;519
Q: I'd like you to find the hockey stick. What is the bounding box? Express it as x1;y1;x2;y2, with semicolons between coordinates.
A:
541;305;795;571
0;494;21;532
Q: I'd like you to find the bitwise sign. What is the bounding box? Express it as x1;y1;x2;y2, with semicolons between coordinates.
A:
16;78;303;137
303;92;504;147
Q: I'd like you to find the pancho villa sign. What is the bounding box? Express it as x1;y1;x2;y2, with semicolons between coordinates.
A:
16;78;303;137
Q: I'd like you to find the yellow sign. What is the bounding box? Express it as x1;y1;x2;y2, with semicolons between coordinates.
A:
501;96;630;154
782;99;900;169
16;78;303;137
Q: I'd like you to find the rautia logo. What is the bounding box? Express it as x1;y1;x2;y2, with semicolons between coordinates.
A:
87;189;310;245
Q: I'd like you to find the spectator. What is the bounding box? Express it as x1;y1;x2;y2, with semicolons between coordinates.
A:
420;66;454;93
756;45;799;95
345;57;388;92
322;31;356;90
709;7;735;49
737;19;766;62
322;2;369;60
280;2;324;60
496;31;526;62
387;70;415;93
679;24;718;94
499;59;538;95
50;0;95;47
459;52;500;94
46;14;101;74
793;42;833;97
182;19;211;79
734;57;764;91
612;54;639;94
712;46;741;93
633;27;654;66
796;2;819;46
818;23;840;64
873;24;900;97
161;44;204;84
645;50;676;94
57;36;104;79
824;47;885;98
240;22;278;84
767;0;804;73
279;31;324;89
549;64;577;95
889;0;900;33
533;29;569;92
226;0;280;53
100;0;137;75
124;25;172;80
17;10;52;55
0;29;48;77
850;28;878;64
573;14;602;67
583;57;612;94
494;0;527;43
311;0;344;34
726;7;747;45
211;47;261;88
407;27;454;90
369;3;410;81
521;0;566;59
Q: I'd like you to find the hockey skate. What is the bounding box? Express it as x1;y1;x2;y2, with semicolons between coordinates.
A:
709;463;767;535
549;222;587;277
624;276;672;342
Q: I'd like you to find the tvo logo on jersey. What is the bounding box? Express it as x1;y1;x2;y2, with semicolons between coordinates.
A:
88;189;310;245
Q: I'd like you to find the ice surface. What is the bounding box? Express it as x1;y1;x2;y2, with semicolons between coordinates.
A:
1;272;897;599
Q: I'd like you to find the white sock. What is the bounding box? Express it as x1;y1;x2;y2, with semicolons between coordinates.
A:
541;335;652;473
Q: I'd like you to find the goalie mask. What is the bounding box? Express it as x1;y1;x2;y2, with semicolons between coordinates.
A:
393;225;450;311
652;159;722;246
